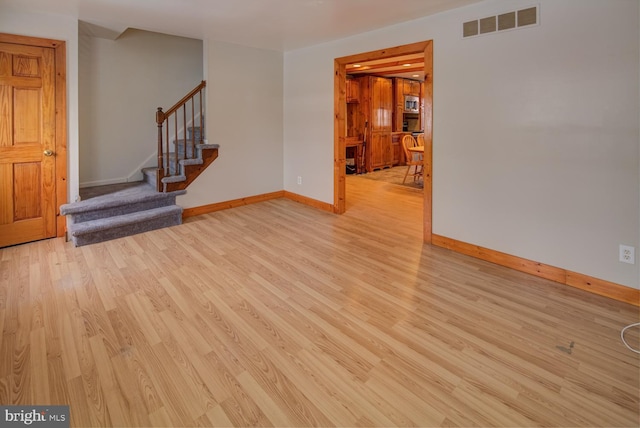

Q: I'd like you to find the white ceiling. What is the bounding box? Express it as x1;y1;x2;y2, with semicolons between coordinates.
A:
2;0;483;51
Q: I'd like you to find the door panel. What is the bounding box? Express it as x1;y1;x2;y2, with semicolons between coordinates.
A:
14;88;42;143
369;133;384;169
0;42;56;247
14;162;42;220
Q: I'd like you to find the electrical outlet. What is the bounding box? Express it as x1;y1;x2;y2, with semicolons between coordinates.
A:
297;176;302;185
619;245;635;264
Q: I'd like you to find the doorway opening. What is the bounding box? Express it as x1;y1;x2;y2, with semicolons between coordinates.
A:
333;40;433;242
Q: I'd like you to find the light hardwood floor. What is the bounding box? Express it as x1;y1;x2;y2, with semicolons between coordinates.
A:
1;176;638;427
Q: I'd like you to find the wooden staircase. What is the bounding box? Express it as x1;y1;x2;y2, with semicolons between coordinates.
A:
60;81;218;246
154;81;219;192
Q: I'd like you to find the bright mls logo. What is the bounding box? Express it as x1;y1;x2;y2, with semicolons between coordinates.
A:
1;406;69;428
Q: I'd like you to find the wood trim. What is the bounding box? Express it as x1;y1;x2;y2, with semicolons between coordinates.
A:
334;40;433;240
54;41;67;237
283;191;334;213
565;272;639;306
163;80;206;117
182;191;285;218
333;60;346;214
0;33;62;48
422;42;433;243
335;41;432;64
432;234;640;306
0;33;68;238
183;191;334;219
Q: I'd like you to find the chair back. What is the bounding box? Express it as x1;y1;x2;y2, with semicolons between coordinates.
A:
416;133;425;147
401;135;419;164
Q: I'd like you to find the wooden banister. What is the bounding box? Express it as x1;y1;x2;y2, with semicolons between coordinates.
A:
164;80;206;117
155;81;206;192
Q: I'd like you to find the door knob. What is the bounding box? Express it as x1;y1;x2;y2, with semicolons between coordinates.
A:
43;149;54;157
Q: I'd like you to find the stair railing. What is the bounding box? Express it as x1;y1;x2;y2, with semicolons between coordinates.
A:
155;80;206;192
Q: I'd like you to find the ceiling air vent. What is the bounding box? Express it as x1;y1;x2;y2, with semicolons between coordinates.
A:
463;5;538;38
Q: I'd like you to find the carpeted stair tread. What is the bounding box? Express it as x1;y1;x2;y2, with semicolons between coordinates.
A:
59;121;216;246
60;182;185;216
68;205;183;246
69;205;182;234
168;142;219;160
162;175;187;183
162;143;219;176
173;142;218;150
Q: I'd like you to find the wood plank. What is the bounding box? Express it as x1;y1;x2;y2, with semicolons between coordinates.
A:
0;176;637;426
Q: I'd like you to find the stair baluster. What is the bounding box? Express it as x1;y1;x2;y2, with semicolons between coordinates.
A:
174;113;179;171
155;107;165;192
191;97;196;160
155;80;207;192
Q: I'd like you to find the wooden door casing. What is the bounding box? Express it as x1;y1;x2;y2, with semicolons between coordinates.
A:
0;34;66;247
334;40;433;241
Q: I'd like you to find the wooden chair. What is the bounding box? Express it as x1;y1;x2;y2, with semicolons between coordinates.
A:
401;135;423;184
416;133;425;147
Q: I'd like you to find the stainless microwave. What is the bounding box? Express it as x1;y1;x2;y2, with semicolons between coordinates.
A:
404;95;419;113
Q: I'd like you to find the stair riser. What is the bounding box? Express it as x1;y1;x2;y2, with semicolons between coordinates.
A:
166;144;200;160
69;196;178;224
71;212;182;247
188;127;203;141
142;170;156;187
164;152;206;176
163;148;218;192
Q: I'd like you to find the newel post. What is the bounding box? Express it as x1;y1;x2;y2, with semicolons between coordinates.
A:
156;107;166;191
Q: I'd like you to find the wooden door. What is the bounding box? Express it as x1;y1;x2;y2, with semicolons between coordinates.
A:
0;39;59;247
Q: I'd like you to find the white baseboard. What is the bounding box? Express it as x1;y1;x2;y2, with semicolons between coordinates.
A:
80;151;158;188
81;135;208;189
79;177;128;188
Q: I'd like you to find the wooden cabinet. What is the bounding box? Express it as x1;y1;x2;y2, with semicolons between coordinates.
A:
346;78;359;103
403;79;420;96
393;78;423;132
369;133;392;169
358;76;393;172
393;78;404;132
369;76;392;132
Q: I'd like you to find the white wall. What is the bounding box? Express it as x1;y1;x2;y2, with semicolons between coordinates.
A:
283;0;640;289
0;9;80;203
3;0;637;290
177;40;284;208
79;28;203;186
